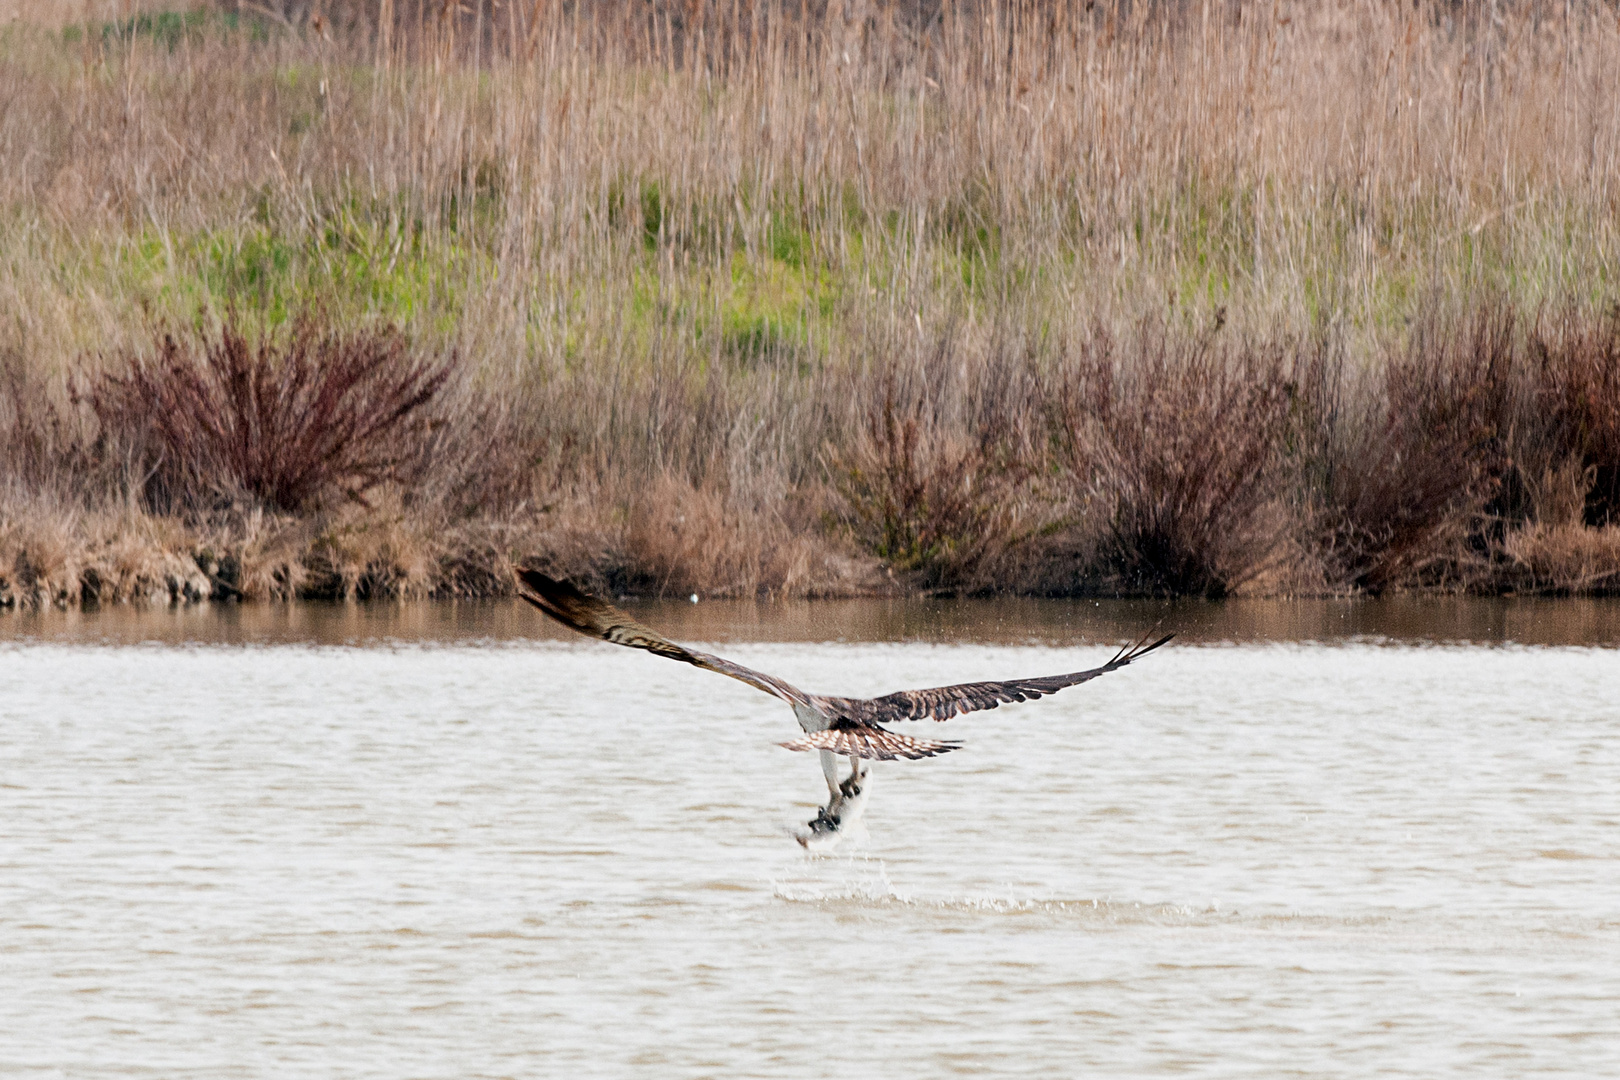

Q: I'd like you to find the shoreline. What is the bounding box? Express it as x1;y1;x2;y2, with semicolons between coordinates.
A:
3;504;1617;610
6;590;1620;653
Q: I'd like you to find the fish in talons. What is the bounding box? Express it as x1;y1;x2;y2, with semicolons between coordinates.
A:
796;754;872;849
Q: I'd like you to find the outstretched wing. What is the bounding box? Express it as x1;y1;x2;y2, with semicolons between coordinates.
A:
778;726;961;761
821;632;1174;725
515;569;810;707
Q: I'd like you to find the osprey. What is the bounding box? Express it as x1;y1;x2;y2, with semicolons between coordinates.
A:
516;569;1172;841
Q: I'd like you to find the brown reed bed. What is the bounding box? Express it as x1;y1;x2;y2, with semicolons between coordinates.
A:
2;3;1619;606
5;303;1620;607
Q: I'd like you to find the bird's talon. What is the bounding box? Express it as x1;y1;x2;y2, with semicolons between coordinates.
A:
808;807;841;833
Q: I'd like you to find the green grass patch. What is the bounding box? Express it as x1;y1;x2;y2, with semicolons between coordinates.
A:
63;217;484;334
60;8;274;50
718;251;833;369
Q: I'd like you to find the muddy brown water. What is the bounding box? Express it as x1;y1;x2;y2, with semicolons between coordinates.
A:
3;598;1618;1076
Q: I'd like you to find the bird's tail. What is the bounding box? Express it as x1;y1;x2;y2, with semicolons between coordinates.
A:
780;727;961;761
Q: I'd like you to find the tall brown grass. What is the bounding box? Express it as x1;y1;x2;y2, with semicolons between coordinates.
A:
3;2;1620;605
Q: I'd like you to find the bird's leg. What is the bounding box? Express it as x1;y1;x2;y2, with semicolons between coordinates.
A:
842;753;865;797
809;749;843;833
818;750;841;800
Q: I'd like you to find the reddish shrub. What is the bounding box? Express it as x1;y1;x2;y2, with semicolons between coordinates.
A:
84;319;454;514
1315;310;1515;591
1529;312;1620;527
1058;327;1300;598
828;333;1044;592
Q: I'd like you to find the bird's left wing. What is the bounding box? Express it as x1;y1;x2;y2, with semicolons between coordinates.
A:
515;569;810;707
823;631;1174;724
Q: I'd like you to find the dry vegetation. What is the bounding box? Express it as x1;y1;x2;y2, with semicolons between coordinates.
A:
2;0;1619;607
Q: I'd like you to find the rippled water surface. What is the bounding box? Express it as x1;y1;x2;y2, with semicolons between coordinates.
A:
3;599;1618;1077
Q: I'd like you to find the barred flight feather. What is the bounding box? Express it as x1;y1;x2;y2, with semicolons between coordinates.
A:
778;727;962;761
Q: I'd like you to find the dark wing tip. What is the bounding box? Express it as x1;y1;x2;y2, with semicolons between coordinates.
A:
1113;629;1175;665
516;566;585;602
1139;631;1175;656
513;566;626;643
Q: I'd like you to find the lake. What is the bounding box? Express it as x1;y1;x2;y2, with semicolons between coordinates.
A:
2;597;1617;1077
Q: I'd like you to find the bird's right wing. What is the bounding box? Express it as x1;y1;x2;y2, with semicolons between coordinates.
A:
824;631;1175;725
515;569;811;707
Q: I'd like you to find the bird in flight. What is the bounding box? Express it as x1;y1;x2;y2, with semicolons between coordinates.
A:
516;569;1173;842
